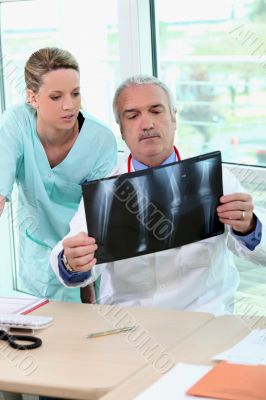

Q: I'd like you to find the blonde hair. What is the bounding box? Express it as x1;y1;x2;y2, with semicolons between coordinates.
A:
25;47;79;93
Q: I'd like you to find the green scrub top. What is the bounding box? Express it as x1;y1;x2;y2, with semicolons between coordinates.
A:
0;104;117;301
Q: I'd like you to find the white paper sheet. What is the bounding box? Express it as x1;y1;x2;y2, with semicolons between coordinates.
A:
213;329;266;365
133;363;213;400
0;296;48;315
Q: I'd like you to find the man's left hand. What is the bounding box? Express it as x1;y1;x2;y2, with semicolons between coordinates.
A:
217;193;256;234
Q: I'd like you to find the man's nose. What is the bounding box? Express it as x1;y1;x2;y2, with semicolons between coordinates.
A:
140;114;154;130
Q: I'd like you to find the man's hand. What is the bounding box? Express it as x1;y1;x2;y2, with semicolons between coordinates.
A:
62;232;97;272
217;193;256;234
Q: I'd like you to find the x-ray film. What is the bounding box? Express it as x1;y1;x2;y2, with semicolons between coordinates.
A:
82;151;224;264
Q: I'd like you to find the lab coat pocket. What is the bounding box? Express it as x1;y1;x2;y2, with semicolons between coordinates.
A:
182;235;226;280
180;238;216;271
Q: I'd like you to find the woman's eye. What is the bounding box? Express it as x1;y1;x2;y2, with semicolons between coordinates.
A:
50;96;60;101
72;92;80;97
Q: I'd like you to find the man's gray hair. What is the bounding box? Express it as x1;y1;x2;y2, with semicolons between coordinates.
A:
113;74;177;124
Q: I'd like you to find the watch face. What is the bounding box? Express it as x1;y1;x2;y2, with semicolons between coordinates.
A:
82;151;224;264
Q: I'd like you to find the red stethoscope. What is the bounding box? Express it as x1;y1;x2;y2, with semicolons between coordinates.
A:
127;145;181;172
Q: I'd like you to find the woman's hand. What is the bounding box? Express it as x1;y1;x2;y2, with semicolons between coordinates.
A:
0;195;6;216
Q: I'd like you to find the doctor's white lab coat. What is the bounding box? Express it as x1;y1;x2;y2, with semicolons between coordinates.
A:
50;159;266;315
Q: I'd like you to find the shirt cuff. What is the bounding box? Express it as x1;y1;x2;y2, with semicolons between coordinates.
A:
58;250;91;284
232;215;262;251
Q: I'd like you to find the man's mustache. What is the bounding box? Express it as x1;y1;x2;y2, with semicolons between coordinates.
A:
139;130;161;141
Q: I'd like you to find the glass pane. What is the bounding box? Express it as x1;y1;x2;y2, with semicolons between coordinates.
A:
1;0;120;138
227;165;266;318
155;0;266;167
0;205;15;295
155;0;266;317
1;0;120;293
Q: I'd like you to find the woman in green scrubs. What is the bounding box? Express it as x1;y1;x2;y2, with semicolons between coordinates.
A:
0;47;117;301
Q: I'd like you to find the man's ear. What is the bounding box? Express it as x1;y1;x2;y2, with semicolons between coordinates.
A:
26;89;38;109
120;130;125;141
172;110;177;129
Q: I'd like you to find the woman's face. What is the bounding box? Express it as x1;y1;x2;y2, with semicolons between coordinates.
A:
29;68;81;133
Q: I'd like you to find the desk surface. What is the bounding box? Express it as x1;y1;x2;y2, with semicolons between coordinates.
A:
0;301;214;399
102;314;261;400
1;302;264;400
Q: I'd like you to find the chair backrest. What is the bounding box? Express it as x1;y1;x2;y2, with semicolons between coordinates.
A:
80;284;96;304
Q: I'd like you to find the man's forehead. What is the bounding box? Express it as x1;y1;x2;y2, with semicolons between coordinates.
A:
119;84;168;111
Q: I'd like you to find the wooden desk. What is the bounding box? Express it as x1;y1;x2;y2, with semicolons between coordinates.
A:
102;315;266;400
0;302;213;399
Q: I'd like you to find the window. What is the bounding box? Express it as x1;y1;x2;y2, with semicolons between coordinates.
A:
1;0;121;138
225;163;266;316
155;0;266;316
0;205;17;295
0;0;153;295
0;0;122;294
155;0;266;167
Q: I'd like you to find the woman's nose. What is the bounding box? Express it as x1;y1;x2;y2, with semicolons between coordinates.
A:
62;96;74;110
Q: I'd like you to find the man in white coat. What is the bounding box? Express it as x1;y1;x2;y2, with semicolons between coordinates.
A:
50;75;265;314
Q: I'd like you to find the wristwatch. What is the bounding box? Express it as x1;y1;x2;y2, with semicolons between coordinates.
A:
62;254;75;273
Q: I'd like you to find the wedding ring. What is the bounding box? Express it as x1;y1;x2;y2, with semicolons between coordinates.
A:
242;211;246;220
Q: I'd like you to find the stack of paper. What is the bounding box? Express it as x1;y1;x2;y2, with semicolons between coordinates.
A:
134;330;266;400
213;329;266;365
187;329;266;399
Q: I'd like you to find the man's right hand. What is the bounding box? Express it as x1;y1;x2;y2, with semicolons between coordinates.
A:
62;232;97;272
